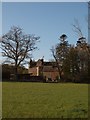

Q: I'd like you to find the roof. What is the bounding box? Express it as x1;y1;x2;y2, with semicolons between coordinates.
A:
30;61;36;68
30;60;57;68
43;62;56;66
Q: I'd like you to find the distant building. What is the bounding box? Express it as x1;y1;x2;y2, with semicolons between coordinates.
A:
28;59;59;81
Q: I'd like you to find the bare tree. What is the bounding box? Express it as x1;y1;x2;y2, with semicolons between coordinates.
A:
51;34;71;81
72;19;83;38
1;26;40;79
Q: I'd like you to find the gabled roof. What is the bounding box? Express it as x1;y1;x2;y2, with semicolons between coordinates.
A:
30;61;36;68
29;59;57;68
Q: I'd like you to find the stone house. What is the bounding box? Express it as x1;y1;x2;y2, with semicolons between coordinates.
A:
28;59;59;81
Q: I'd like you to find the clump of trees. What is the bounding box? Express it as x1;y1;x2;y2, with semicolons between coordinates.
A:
2;64;28;80
51;33;90;83
51;18;90;83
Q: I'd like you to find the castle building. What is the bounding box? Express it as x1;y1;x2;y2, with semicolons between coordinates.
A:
28;59;59;81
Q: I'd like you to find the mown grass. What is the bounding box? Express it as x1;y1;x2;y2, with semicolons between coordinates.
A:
2;82;88;118
0;82;2;119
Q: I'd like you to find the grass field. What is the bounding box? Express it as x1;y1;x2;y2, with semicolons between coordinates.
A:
0;82;2;119
2;82;88;118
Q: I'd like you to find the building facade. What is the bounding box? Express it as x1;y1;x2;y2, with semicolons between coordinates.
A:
28;59;59;81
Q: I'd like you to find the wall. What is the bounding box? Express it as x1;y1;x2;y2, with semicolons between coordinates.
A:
43;71;59;80
28;67;37;76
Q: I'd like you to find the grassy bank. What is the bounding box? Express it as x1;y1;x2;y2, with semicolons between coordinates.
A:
2;82;88;118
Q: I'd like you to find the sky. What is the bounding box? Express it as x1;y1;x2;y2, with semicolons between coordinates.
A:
2;2;88;61
1;0;89;2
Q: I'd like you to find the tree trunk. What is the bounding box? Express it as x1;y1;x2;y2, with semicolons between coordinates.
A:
15;64;18;81
54;56;62;81
88;59;90;77
51;48;62;81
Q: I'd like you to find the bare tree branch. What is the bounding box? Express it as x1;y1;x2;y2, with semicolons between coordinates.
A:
72;19;83;38
51;46;62;80
1;26;40;77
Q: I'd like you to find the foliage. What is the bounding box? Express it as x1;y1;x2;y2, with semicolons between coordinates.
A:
2;64;28;74
51;34;71;81
51;33;90;83
56;34;70;63
2;64;28;80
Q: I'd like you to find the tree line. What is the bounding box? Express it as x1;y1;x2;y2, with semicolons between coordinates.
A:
1;24;90;83
51;34;90;83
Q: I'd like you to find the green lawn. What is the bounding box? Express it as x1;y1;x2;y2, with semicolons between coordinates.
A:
0;82;2;119
2;82;88;118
